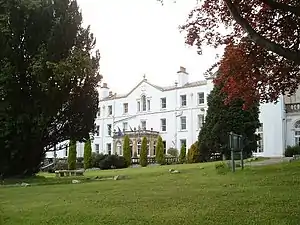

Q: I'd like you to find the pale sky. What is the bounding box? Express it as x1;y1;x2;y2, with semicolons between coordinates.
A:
76;0;222;94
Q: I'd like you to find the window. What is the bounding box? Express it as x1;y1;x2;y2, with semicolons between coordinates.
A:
117;142;122;155
295;121;300;146
108;105;112;115
180;116;187;130
197;114;204;129
198;92;205;104
147;99;151;111
65;148;68;157
153;141;156;155
97;107;101;117
141;95;147;111
137;140;141;155
107;124;112;136
95;144;99;154
161;97;166;109
123;122;128;131
123;103;128;114
141;120;146;130
256;123;264;153
180;95;187;107
107;143;111;155
137;101;140;112
161;118;166;131
180;139;186;150
95;125;100;136
147;141;150;156
162;141;166;154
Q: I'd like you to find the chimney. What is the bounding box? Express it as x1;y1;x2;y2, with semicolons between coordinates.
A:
109;91;113;96
177;66;189;87
102;83;108;88
99;82;110;100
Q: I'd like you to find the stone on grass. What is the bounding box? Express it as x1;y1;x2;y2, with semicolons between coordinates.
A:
21;182;30;187
169;169;180;174
72;179;81;184
113;175;126;180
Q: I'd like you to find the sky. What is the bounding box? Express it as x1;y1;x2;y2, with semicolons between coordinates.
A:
76;0;222;94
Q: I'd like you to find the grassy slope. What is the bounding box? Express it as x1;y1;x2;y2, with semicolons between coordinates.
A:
0;162;300;225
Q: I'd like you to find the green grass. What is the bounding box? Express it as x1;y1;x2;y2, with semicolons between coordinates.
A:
1;162;300;225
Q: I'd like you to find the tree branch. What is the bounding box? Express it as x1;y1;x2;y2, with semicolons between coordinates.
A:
261;0;300;17
224;0;300;64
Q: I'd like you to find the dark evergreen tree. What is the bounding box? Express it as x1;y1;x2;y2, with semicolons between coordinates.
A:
198;83;260;160
179;144;186;164
68;140;77;170
140;137;148;167
84;139;92;169
123;135;131;167
155;136;165;165
0;0;101;178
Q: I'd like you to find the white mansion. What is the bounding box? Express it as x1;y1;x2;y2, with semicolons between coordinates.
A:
47;66;300;159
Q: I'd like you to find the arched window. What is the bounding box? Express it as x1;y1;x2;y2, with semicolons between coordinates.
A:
116;142;122;156
295;121;300;146
141;95;147;111
137;140;141;155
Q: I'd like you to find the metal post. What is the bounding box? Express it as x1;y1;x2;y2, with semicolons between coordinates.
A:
229;132;235;172
240;135;244;170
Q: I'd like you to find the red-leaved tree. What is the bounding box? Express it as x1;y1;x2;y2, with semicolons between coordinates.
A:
179;0;300;106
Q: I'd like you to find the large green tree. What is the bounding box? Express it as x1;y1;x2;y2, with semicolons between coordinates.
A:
0;0;101;178
123;135;131;167
198;83;260;160
155;136;165;165
140;137;148;167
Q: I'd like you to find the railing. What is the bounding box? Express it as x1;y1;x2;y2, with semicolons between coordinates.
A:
286;103;300;113
131;156;179;165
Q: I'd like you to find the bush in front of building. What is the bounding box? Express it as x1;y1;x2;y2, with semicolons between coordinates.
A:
140;137;148;167
285;145;300;157
179;144;186;164
84;139;92;169
123;135;132;167
91;153;106;168
187;141;201;163
156;136;166;165
167;147;178;157
68;140;77;170
98;155;127;170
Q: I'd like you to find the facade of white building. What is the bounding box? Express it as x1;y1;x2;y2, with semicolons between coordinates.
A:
47;66;300;159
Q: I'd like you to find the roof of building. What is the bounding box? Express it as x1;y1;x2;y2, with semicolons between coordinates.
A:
100;78;208;101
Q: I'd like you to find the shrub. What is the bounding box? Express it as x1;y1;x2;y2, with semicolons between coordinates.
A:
179;144;186;164
77;157;84;163
285;145;300;157
84;139;92;169
98;155;127;170
167;148;178;157
123;135;131;167
91;153;105;168
68;140;77;170
187;141;201;163
215;162;229;174
140;137;148;167
156;136;166;165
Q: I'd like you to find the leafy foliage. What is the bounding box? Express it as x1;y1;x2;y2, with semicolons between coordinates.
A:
140;137;148;167
180;0;300;106
167;147;178;157
179;144;186;164
123;135;131;167
68;140;77;170
98;155;127;170
215;161;229;174
187;141;201;163
156;136;166;165
198;83;260;160
0;0;101;178
285;145;300;157
91;153;106;168
83;139;92;169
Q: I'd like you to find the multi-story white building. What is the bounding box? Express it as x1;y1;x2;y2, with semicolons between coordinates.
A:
46;66;300;159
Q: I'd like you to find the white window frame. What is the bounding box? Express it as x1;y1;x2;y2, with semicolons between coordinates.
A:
147;99;151;111
197;114;204;129
141;120;146;130
161;118;167;132
141;95;147;111
295;121;300;146
108;105;112;116
95;144;100;154
123;103;128;114
107;124;112;136
161;97;166;109
198;92;205;105
180;116;187;130
255;123;264;153
95;125;100;136
180;95;187;107
123;122;128;131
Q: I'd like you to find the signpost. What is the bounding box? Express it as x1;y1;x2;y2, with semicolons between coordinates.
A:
229;132;244;172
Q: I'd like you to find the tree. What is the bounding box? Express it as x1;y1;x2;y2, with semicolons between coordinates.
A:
123;135;131;167
179;0;300;106
179;144;186;164
140;137;148;167
68;140;77;170
198;82;260;160
0;0;101;178
187;141;201;163
84;139;92;169
167;147;178;157
156;136;165;165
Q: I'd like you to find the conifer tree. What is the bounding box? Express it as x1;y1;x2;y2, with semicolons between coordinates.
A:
140;137;148;167
156;136;165;165
68;140;77;170
123;135;131;167
84;139;92;169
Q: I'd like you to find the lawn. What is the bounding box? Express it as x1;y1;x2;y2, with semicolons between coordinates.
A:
1;161;300;225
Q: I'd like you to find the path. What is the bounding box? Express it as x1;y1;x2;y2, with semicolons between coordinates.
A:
245;157;292;167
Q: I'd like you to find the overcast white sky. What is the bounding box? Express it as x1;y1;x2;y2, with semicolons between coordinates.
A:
76;0;222;94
